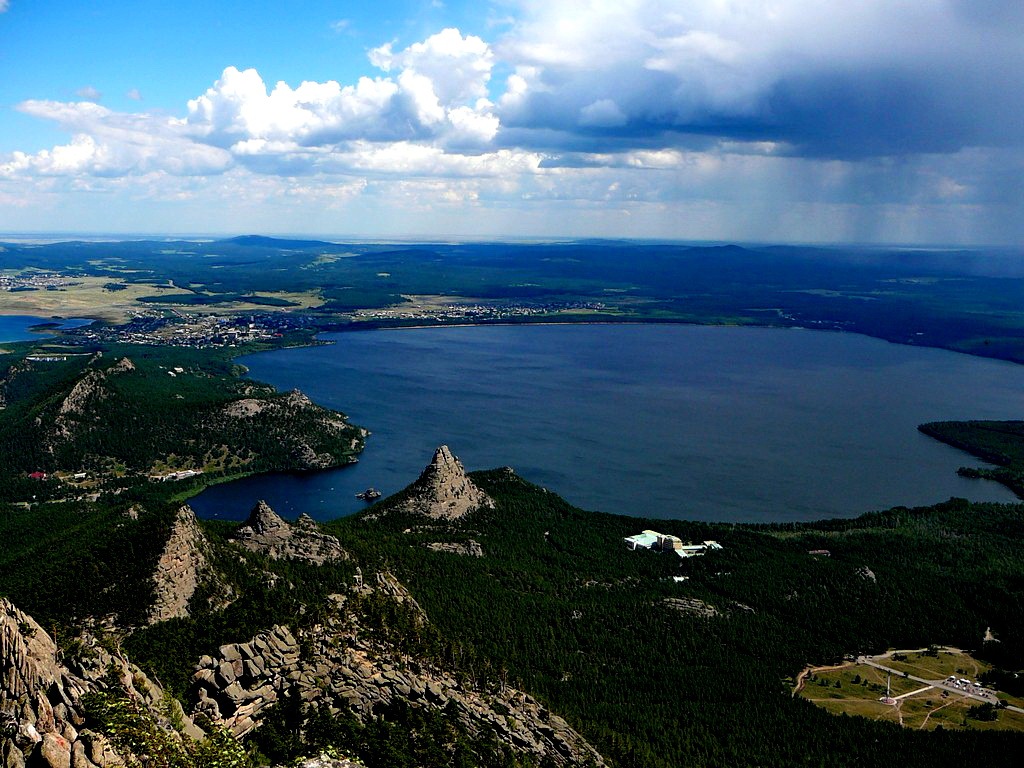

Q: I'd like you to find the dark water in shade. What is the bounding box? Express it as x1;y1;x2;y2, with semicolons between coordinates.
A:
190;324;1024;524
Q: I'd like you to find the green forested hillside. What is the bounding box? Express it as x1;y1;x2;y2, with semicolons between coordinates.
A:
0;343;363;501
324;473;1024;767
3;459;1024;765
0;499;171;627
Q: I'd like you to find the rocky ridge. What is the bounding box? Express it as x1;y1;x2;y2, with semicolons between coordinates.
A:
232;501;348;564
398;446;494;520
189;572;605;767
662;597;721;618
424;540;484;557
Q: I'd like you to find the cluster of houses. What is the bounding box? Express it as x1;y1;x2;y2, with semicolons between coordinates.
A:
624;529;723;558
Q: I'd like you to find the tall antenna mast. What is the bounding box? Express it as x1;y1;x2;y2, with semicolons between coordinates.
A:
880;673;896;706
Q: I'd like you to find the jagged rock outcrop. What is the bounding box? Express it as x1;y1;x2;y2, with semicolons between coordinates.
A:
354;571;425;620
0;599;201;768
399;446;494;520
290;442;335;470
856;565;877;583
191;625;300;738
149;506;219;624
662;597;720;618
424;540;484;557
190;573;604;767
232;501;348;564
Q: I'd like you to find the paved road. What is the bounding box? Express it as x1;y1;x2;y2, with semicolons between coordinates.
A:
858;657;1024;715
894;685;933;701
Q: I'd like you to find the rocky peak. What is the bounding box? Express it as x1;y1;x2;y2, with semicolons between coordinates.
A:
283;389;313;408
50;356;135;446
400;446;494;520
149;506;216;625
241;500;289;537
232;501;348;565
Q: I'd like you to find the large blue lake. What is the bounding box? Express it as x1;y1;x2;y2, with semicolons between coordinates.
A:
190;324;1024;524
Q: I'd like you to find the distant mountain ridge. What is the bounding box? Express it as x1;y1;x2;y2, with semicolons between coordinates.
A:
221;235;342;249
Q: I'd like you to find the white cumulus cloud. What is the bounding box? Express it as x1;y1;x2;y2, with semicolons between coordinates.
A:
2;12;1020;243
185;29;499;157
3;101;232;178
370;27;493;105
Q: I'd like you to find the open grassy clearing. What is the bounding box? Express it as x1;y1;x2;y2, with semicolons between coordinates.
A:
0;279;325;321
881;648;984;681
0;277;180;322
224;290;325;310
895;688;1024;731
799;652;1024;732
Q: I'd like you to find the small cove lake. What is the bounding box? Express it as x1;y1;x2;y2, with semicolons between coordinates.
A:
0;315;93;342
191;324;1024;524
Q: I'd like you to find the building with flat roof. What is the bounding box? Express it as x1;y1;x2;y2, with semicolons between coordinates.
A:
624;531;724;557
624;530;661;550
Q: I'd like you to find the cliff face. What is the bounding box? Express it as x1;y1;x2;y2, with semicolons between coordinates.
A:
0;599;201;768
398;446;494;520
232;501;348;564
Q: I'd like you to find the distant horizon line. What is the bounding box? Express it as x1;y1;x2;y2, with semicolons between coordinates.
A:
0;231;1018;252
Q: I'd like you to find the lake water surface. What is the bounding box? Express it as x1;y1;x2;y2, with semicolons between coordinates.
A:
0;315;93;342
190;324;1024;523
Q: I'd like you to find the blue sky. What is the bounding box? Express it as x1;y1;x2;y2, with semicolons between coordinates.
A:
1;1;1021;244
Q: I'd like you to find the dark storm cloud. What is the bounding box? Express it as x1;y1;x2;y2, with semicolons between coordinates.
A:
497;1;1024;160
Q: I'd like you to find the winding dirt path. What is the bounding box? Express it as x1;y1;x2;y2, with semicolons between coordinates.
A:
793;661;853;695
919;698;959;730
